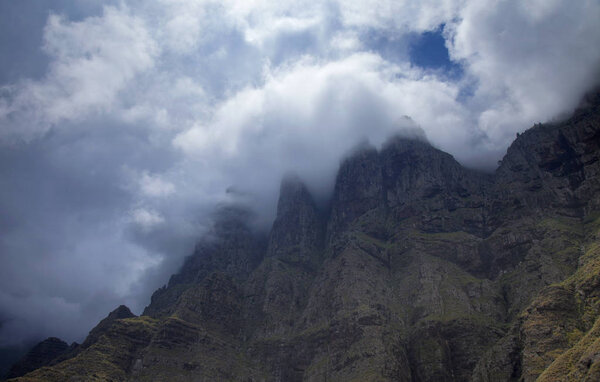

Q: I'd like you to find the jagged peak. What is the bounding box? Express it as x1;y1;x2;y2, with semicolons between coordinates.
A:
337;135;446;178
266;173;323;263
341;125;430;160
280;171;303;188
382;132;430;149
380;134;454;163
37;336;66;344
572;86;600;116
212;204;253;224
332;135;450;197
80;305;136;349
107;305;136;320
338;139;378;167
208;204;256;238
500;86;600;161
279;173;307;198
275;173;316;218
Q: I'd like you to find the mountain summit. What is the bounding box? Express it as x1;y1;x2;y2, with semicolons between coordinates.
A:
7;92;600;381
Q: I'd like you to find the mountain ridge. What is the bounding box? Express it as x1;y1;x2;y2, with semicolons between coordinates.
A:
5;91;600;381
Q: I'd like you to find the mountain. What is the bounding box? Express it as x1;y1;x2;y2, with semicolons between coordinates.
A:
4;338;69;380
6;91;600;381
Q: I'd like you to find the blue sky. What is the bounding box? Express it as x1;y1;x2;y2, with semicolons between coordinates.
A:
409;25;463;77
0;0;599;348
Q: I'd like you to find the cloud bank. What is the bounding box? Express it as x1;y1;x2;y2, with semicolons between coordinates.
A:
0;0;599;346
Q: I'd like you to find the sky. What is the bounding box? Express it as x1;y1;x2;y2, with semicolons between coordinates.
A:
0;0;599;348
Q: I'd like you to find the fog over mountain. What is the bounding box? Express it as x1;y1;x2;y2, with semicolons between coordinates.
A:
0;0;599;348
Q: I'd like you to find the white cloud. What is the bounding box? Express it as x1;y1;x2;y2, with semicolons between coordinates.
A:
171;52;468;219
0;5;158;141
447;0;600;148
334;0;462;32
139;172;176;197
173;52;471;171
131;208;165;230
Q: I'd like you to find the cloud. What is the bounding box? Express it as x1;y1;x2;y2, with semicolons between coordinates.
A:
0;0;599;347
139;172;176;198
172;52;460;205
0;5;157;142
446;0;600;148
131;208;165;229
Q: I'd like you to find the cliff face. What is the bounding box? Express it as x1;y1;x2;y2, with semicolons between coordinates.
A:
8;92;600;382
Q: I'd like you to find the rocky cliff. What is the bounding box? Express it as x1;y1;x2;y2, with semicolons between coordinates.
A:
6;91;600;381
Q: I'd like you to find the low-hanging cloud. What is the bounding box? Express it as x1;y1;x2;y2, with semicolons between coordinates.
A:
0;0;599;347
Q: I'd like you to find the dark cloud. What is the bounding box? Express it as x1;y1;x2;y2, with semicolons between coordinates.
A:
0;0;599;348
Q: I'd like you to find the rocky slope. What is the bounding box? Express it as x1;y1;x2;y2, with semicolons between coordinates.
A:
6;91;600;381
